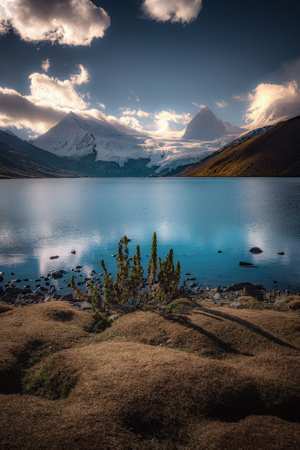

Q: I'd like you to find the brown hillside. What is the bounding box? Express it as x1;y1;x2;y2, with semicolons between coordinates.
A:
0;301;299;449
180;116;300;177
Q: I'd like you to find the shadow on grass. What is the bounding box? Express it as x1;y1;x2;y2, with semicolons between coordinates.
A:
162;313;250;356
197;307;299;351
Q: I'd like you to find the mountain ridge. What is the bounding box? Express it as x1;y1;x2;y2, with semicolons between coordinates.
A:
178;116;300;177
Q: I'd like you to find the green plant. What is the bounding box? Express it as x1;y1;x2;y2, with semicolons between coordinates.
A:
72;233;182;317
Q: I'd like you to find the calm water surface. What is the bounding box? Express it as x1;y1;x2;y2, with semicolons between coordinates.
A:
0;178;299;292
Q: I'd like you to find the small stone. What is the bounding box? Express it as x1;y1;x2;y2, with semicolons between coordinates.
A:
277;252;285;255
49;255;59;260
71;249;76;254
249;247;263;254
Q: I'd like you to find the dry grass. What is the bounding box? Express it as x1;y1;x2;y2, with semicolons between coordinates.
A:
0;300;299;449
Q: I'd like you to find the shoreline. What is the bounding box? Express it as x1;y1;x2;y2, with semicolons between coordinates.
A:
1;264;299;311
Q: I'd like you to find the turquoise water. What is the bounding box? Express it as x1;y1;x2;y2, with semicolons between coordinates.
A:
0;178;299;292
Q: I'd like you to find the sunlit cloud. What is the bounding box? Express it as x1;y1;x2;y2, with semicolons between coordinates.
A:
141;0;203;23
215;100;228;108
192;102;206;109
154;110;191;130
120;108;150;118
0;86;66;134
245;80;300;128
119;115;144;131
0;65;101;134
0;0;110;46
233;94;246;101
97;102;106;110
41;58;50;73
29;65;89;110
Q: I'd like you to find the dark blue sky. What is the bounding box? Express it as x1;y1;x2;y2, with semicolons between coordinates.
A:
0;0;300;135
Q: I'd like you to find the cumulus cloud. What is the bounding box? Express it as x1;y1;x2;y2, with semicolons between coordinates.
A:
120;108;150;118
215;101;228;108
0;86;66;134
245;80;300;129
0;0;110;46
119;107;191;132
29;65;89;110
154;110;191;130
0;65;94;133
41;58;50;73
141;0;203;23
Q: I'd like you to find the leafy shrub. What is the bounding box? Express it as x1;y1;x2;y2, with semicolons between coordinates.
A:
71;232;182;317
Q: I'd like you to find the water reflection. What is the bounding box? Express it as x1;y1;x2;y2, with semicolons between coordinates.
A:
0;178;299;291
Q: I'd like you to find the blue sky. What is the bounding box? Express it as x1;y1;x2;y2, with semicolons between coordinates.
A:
0;0;300;137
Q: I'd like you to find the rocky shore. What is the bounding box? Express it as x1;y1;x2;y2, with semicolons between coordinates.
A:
1;265;299;313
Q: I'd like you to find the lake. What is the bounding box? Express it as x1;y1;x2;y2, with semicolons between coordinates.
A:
0;178;299;293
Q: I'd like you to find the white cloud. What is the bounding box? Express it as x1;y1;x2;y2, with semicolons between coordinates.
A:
0;65;94;133
97;102;106;110
245;80;300;128
41;58;50;73
192;102;206;109
29;65;89;110
0;0;110;46
141;0;203;23
154;110;191;131
0;86;66;134
119;116;144;131
120;108;150;118
233;94;246;101
215;100;228;108
137;110;150;118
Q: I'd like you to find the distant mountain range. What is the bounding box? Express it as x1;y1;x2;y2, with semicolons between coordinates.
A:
1;109;299;178
178;116;300;177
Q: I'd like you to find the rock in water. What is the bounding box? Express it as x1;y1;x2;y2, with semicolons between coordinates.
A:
52;270;65;280
250;247;263;254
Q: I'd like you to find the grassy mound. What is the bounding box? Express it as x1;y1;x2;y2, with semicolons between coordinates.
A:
0;301;94;393
0;300;299;448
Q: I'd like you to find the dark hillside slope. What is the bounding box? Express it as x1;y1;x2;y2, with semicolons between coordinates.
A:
0;131;157;178
0;130;82;178
179;116;300;177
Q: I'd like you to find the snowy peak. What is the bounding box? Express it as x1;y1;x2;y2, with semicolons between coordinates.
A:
183;107;242;140
33;112;142;159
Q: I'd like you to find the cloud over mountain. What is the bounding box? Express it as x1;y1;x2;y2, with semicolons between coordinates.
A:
245;81;300;129
141;0;203;23
0;65;93;133
0;0;110;46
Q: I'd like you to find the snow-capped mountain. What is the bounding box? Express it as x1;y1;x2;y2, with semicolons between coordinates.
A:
33;110;244;174
34;112;143;162
183;107;242;140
